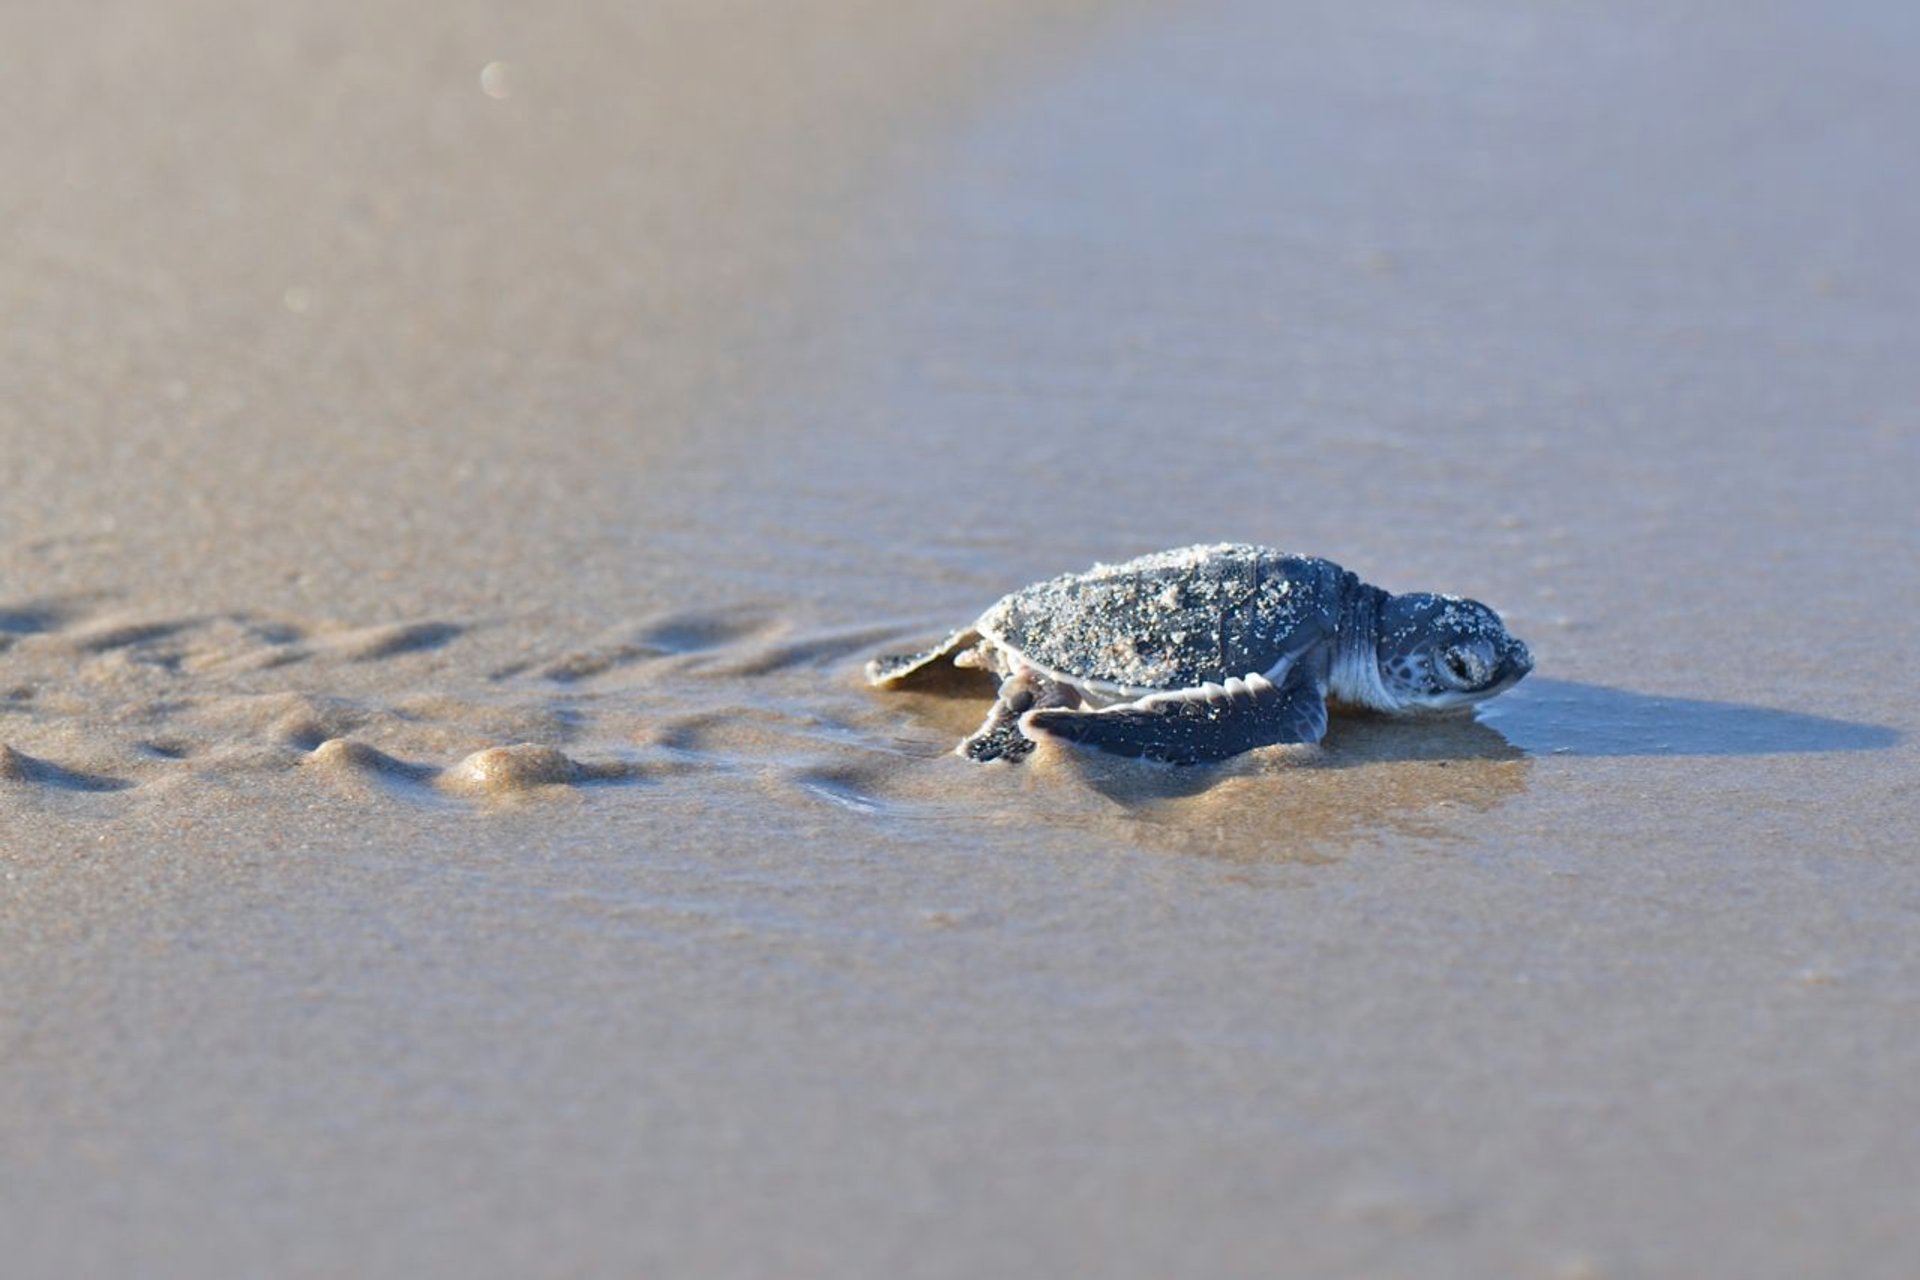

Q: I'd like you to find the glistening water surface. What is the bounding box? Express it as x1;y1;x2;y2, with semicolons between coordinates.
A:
4;1;1918;1277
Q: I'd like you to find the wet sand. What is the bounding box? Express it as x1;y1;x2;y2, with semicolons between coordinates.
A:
5;1;1919;1276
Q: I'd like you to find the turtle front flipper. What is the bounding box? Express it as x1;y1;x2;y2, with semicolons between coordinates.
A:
865;629;979;687
959;670;1080;763
1020;665;1328;765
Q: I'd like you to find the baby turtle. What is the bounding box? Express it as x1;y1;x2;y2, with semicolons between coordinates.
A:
868;543;1533;764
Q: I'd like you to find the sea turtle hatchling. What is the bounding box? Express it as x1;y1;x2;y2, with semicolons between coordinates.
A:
867;544;1533;764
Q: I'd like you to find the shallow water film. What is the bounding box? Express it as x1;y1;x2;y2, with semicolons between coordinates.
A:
5;1;1918;1277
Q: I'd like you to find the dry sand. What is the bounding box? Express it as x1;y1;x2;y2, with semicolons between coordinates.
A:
4;1;1918;1276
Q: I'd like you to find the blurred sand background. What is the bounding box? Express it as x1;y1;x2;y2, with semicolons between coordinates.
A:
4;1;1919;1276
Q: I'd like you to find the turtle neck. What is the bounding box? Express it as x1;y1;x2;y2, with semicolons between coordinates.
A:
1330;578;1397;711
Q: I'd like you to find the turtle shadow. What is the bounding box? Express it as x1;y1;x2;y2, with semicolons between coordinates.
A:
1478;678;1902;757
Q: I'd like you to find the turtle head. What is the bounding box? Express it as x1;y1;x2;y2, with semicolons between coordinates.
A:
1374;593;1533;712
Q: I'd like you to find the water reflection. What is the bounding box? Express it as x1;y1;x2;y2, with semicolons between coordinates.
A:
786;659;1914;866
1027;710;1532;862
1060;713;1522;802
1479;678;1901;758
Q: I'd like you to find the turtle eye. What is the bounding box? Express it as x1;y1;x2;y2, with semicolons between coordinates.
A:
1441;646;1486;687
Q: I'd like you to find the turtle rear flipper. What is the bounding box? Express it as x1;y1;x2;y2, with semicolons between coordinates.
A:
959;670;1080;763
1021;665;1327;765
864;629;979;687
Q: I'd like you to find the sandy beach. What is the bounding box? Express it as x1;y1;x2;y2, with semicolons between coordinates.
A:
5;1;1919;1276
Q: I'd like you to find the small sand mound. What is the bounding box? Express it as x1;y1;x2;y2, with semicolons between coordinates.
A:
440;744;583;795
328;621;464;662
304;737;429;781
0;742;134;792
0;743;30;781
